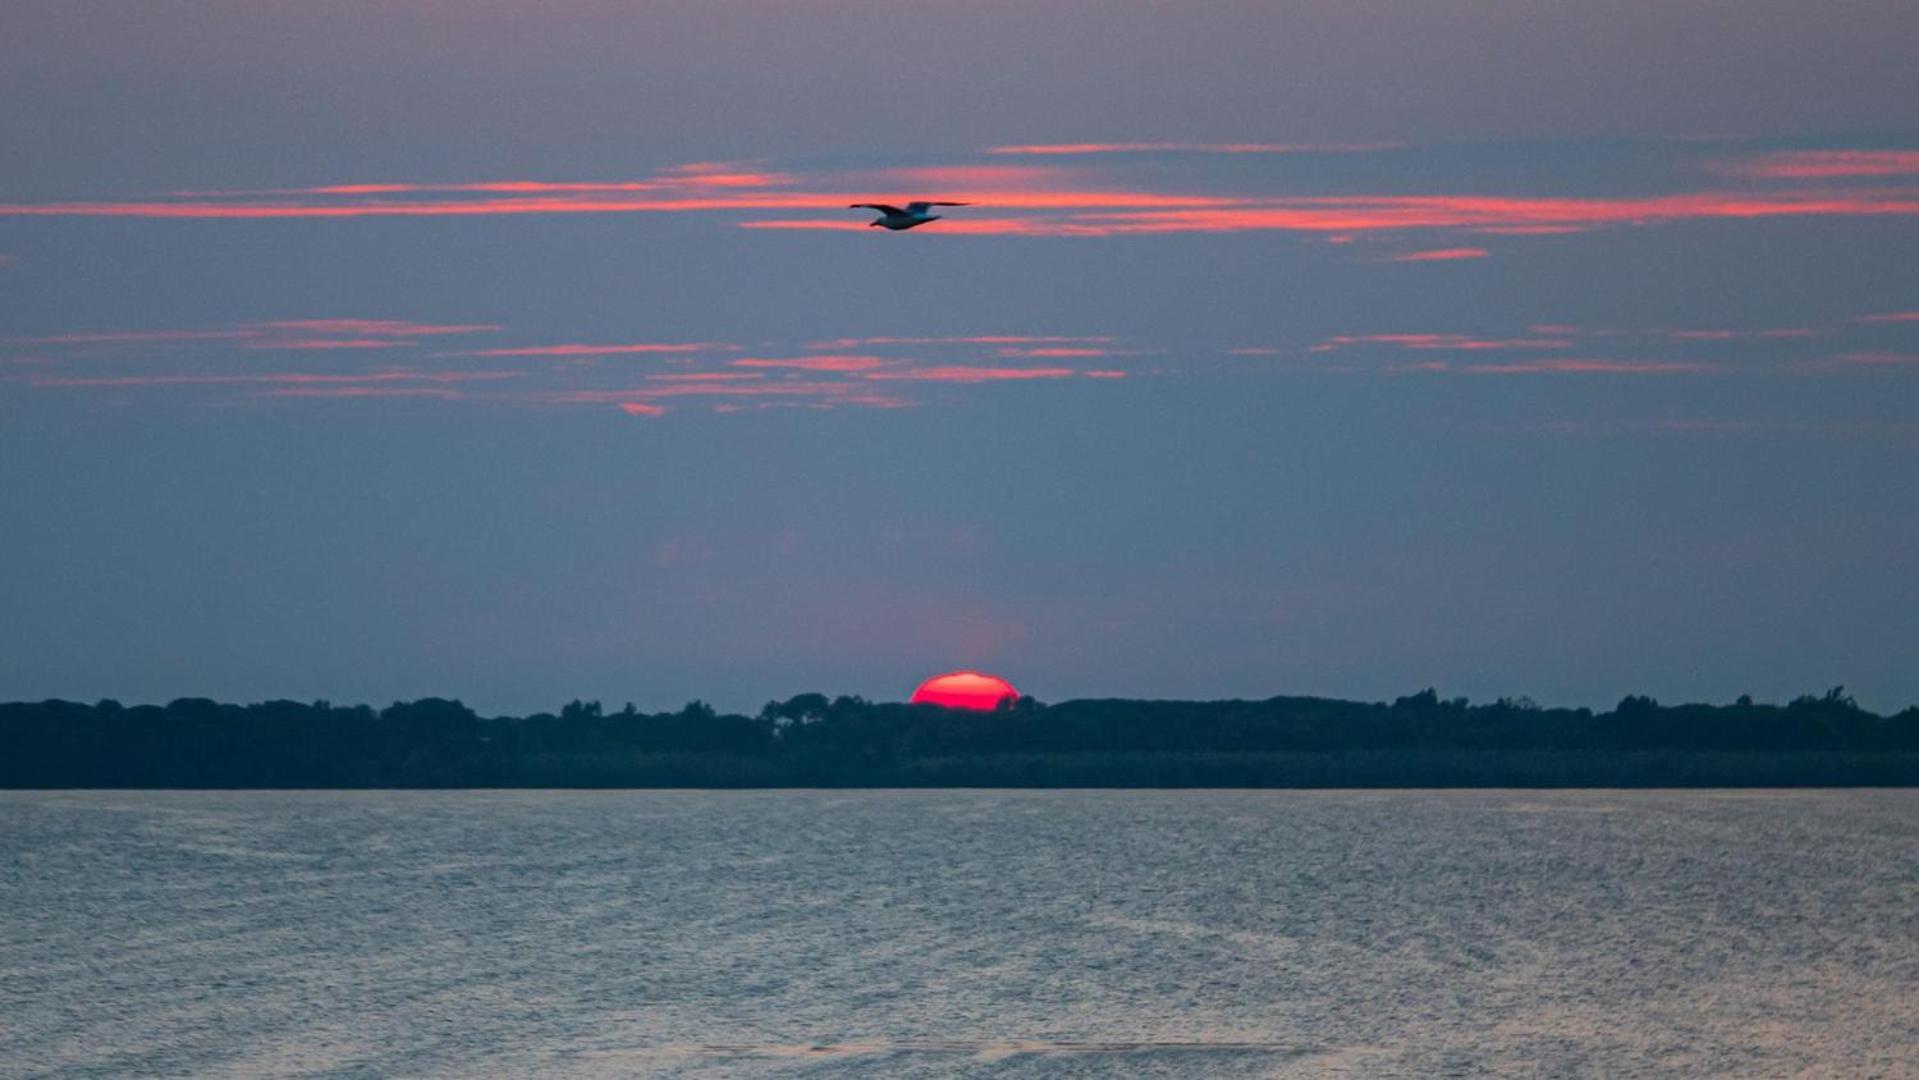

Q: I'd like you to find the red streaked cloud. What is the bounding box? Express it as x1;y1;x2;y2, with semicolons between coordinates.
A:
1859;311;1919;323
13;181;1916;240
1;189;1233;222
441;342;730;358
731;355;894;373
1082;370;1128;379
1387;247;1490;262
300;175;795;195
620;401;668;417
1039;190;1919;236
0;194;843;220
986;141;1402;155
1722;150;1919;180
750;189;1919;237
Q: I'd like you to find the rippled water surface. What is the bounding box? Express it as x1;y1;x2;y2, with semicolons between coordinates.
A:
2;791;1915;1077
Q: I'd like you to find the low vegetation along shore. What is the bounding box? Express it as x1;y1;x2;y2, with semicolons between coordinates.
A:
5;688;1915;788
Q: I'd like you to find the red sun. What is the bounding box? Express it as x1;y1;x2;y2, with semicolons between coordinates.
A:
910;670;1020;711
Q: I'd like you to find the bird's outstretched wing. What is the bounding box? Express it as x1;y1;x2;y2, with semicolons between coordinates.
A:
850;203;906;216
906;201;970;214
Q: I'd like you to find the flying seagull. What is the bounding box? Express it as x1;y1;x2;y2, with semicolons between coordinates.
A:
849;201;971;231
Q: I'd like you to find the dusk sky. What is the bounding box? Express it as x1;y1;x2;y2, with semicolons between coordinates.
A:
3;1;1916;714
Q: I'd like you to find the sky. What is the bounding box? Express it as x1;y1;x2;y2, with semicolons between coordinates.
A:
3;1;1917;715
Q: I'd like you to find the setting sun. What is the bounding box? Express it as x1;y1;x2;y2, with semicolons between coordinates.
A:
909;671;1020;711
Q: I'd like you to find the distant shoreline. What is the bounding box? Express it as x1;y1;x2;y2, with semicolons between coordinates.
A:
7;690;1915;790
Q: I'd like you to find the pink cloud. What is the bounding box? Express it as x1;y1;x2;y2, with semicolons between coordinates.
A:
1082;370;1127;379
1312;333;1572;352
806;335;1112;349
8;164;1918;242
661;160;791;184
241;338;411;350
647;371;766;382
173;165;794;199
31;371;523;389
1816;352;1919;368
853;164;1076;189
2;187;1232;223
1469;225;1590;235
260;386;464;399
253;319;499;336
1387;247;1490;262
442;342;730;357
706;395;917;413
551;381;909;407
1859;311;1919;323
1669;328;1819;341
16;319;499;349
620;401;668;417
1721;150;1919;180
731;355;894;372
606;381;920;413
0;193;844;220
630;381;869;399
1041;190;1919;236
13;329;257;345
986;142;1402;155
740;218;1069;235
13;181;1910;241
994;346;1110;358
865;365;1079;383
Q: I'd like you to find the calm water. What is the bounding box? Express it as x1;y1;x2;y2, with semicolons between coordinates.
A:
1;791;1914;1077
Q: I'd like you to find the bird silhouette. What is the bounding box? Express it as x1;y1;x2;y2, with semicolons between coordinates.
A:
849;201;971;230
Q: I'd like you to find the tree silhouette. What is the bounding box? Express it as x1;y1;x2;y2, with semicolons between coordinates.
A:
0;688;1913;788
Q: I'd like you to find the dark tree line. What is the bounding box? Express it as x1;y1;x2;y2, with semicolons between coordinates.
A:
2;687;1915;788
